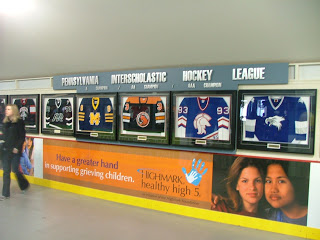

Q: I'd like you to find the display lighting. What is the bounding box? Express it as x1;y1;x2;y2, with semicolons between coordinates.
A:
0;0;35;16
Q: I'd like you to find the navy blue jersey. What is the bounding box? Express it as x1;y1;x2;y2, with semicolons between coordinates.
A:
177;97;230;140
78;97;114;132
13;98;36;127
244;96;308;143
45;98;73;129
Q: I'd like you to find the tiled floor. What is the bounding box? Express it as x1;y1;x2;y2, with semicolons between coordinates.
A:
0;179;310;240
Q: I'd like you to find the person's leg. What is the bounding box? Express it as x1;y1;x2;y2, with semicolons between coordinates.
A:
12;153;29;191
2;150;12;198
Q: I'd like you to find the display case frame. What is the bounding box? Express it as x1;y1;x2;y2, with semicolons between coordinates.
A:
171;91;236;150
237;89;317;154
118;92;170;144
41;94;75;136
0;95;8;133
75;93;117;141
9;94;39;134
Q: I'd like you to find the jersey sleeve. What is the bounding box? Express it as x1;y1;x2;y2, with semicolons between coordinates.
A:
155;98;165;125
122;98;131;130
217;98;230;141
78;99;86;130
294;97;308;141
177;98;188;137
244;98;257;139
45;99;51;125
63;100;73;127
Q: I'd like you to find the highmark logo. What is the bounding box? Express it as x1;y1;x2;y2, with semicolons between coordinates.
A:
137;168;183;183
182;159;208;186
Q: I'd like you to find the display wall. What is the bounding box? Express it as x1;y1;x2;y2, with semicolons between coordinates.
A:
0;62;320;239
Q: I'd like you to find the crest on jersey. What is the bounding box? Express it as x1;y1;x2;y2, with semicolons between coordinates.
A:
20;106;28;120
92;97;100;111
265;116;285;130
21;98;27;105
136;112;150;128
193;113;212;134
55;98;61;108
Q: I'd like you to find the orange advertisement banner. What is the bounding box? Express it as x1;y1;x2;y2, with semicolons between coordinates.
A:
43;139;213;208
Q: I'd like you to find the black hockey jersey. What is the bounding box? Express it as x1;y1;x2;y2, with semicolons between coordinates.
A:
78;97;114;132
45;98;73;129
122;96;165;132
13;98;36;127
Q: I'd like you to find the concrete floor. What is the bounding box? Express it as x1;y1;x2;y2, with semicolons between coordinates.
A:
0;180;310;240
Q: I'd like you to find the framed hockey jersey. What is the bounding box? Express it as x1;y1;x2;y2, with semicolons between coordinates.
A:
238;89;317;154
41;94;75;136
0;95;7;133
10;94;39;134
118;92;170;144
172;91;236;150
75;94;117;141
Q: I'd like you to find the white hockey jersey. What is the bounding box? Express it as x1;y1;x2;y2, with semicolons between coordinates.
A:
177;96;230;140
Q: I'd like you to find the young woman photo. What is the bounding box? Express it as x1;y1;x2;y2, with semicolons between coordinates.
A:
211;157;266;217
265;160;309;226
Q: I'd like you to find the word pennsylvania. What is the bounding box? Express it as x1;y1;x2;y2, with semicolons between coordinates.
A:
62;75;99;86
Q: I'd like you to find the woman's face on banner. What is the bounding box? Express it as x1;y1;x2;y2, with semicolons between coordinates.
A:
265;164;295;209
236;166;264;206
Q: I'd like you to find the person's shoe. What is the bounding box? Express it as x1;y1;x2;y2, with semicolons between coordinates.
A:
22;184;30;194
0;196;10;201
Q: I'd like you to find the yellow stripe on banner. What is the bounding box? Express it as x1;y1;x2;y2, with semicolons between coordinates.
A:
0;170;319;240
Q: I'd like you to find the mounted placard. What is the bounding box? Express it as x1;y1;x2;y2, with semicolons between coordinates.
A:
9;94;40;134
237;89;317;154
75;93;117;141
52;63;289;93
172;91;236;150
118;92;170;144
41;94;75;136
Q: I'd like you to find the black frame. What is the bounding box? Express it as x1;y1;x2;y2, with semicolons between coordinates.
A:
171;91;236;150
0;95;8;132
9;94;39;134
237;89;317;154
75;93;117;141
41;94;75;136
118;92;170;144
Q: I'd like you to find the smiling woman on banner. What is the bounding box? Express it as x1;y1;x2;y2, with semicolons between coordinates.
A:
264;160;309;226
211;157;266;218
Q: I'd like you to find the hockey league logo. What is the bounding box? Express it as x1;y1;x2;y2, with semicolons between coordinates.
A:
136;111;150;128
193;113;212;134
265;115;285;130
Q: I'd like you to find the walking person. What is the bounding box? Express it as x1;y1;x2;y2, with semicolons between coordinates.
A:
0;104;30;200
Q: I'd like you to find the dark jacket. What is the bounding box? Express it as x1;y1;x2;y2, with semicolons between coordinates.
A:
1;118;26;155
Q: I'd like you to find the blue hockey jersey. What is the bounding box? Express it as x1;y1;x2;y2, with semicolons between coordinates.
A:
177;97;230;140
78;97;114;132
244;96;308;143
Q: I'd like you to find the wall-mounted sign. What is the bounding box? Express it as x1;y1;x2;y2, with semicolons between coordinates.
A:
53;63;288;93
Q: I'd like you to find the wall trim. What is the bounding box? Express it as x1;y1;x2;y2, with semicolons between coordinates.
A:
1;171;319;240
